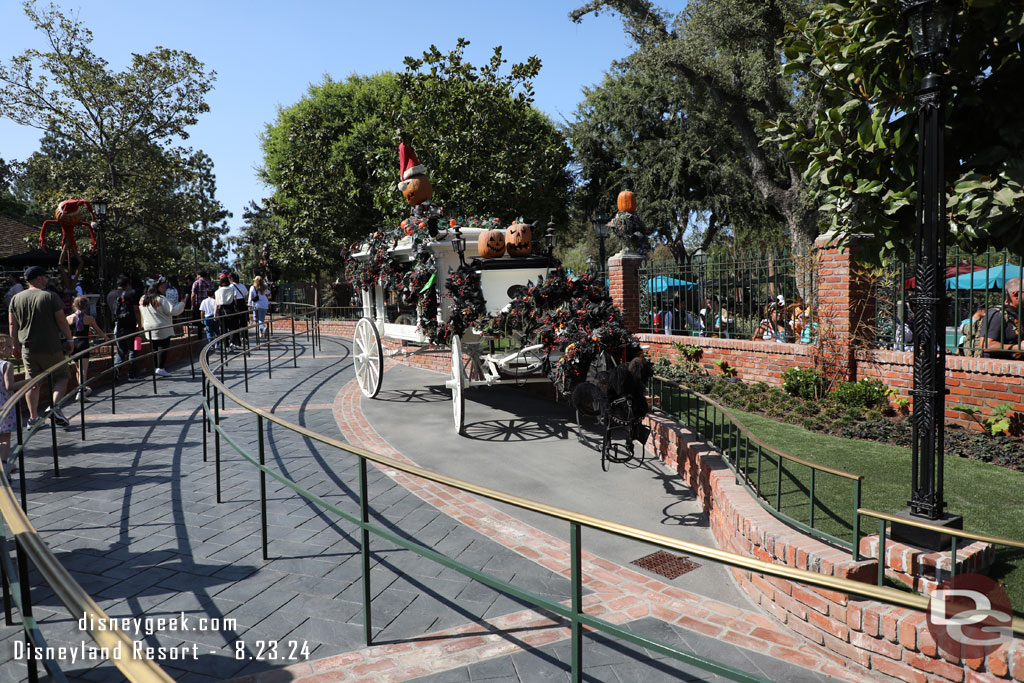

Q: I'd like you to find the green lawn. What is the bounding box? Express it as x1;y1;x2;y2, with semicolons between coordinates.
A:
654;384;1024;612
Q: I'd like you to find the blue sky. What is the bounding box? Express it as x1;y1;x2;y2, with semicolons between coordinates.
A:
0;1;638;242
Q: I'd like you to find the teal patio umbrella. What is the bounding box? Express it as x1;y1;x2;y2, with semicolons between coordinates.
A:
945;264;1023;290
647;275;697;293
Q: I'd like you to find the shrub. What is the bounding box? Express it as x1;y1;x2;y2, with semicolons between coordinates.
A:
834;379;890;409
782;367;828;400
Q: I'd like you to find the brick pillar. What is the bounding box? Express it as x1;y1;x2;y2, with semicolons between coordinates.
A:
813;233;875;382
609;250;643;333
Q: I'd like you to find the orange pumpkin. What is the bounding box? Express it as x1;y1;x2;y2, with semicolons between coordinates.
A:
478;229;506;258
505;223;532;257
401;174;433;206
401;219;415;236
617;190;637;213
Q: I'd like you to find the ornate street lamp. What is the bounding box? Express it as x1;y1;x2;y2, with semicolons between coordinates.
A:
545;216;556;256
586;256;597;275
900;0;959;537
591;213;610;291
451;222;466;268
91;198;109;327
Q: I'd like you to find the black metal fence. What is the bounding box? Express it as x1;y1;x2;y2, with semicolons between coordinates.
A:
873;248;1023;355
638;250;817;343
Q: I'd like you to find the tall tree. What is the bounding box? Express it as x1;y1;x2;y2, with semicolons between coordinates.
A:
571;0;819;255
257;41;572;276
767;0;1024;263
0;1;227;277
569;61;785;258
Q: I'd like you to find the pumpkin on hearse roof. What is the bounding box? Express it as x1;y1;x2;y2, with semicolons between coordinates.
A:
397;142;433;206
505;221;532;257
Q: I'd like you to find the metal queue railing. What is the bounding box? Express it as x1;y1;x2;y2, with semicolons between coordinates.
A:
0;302;294;681
856;509;1024;588
651;376;1024;592
201;313;1024;683
650;376;865;554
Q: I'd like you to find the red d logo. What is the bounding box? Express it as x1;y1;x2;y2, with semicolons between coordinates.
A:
927;573;1012;659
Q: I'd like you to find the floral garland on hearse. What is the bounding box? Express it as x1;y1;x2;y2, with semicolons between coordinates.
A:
342;214;642;395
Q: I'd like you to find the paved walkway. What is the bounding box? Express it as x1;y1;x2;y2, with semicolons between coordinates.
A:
0;335;879;682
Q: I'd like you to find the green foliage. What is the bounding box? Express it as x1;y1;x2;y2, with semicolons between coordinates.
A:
0;2;228;277
954;401;1017;437
768;0;1024;262
781;367;828;399
834;379;890;410
258;41;571;276
672;343;703;362
571;0;819;256
713;358;738;377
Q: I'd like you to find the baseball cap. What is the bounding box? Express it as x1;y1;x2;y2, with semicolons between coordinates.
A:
24;266;47;280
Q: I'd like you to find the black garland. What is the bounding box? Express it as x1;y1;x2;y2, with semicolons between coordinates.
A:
343;217;640;396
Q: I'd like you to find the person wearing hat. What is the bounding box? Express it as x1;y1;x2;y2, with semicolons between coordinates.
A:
8;266;75;427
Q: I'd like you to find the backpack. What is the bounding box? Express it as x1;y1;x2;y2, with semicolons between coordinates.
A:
114;292;135;328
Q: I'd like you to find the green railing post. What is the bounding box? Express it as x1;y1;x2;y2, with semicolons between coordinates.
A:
877;519;887;587
756;445;762;496
109;342;116;415
47;375;59;477
570;521;583;683
291;310;298;368
16;539;38;683
78;357;86;441
809;469;816;531
214;385;222;504
242;335;250;393
852;480;862;562
201;378;208;464
359;457;373;646
267;327;273;380
258;415;268;561
950;536;958;579
219;341;226;409
15;403;26;511
187;322;195;380
775;455;783;511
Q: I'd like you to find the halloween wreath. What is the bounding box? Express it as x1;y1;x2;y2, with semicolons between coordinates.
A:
611;211;651;255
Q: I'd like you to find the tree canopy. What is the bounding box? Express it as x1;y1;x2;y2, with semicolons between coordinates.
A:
571;0;818;255
0;1;228;277
568;58;785;258
767;0;1024;262
257;41;572;276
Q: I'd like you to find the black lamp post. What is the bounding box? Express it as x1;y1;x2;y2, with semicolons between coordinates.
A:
591;214;610;291
545;216;556;256
901;0;958;535
91;198;109;327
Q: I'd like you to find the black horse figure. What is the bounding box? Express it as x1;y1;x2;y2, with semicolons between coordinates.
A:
572;355;653;470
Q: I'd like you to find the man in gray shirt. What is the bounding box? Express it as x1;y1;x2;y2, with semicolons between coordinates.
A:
9;266;74;427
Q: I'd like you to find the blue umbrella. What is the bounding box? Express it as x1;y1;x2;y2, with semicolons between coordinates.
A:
945;264;1023;290
647;275;697;293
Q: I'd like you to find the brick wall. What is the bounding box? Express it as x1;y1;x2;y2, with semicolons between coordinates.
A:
643;412;1023;681
611;237;1023;434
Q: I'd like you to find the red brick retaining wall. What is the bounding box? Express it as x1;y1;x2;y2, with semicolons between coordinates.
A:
643;411;1023;681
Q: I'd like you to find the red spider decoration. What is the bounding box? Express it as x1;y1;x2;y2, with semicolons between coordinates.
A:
38;199;98;256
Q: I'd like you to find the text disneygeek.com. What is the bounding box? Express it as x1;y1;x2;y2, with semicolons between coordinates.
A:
11;612;311;663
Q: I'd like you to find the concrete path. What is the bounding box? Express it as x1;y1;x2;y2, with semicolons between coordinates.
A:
0;335;877;682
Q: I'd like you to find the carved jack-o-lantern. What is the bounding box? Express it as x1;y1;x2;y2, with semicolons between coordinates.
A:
617;190;637;214
505;223;532;257
478;229;506;259
401;174;433;206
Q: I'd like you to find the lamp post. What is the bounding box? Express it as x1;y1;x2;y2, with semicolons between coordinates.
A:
591;214;610;291
451;221;466;268
91;198;109;328
900;0;959;537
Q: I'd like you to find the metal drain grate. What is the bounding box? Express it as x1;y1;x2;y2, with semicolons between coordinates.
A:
631;550;700;579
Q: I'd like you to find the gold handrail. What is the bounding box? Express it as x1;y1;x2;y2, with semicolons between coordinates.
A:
203;343;1024;636
653;376;863;481
859;508;1024;549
